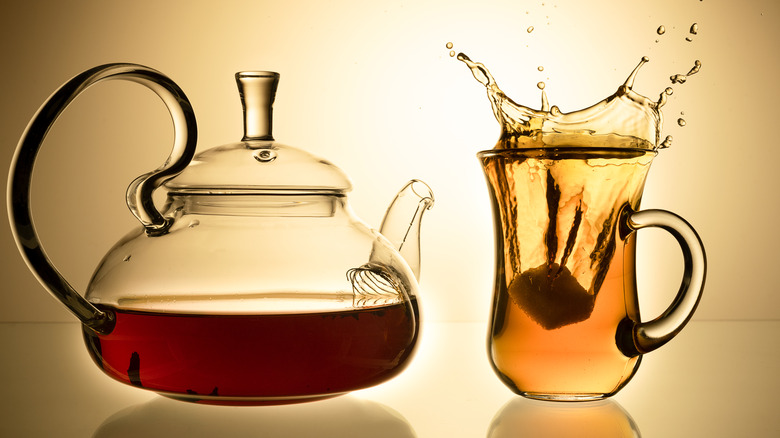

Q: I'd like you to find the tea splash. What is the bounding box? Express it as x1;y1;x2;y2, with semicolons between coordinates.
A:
452;37;703;151
456;52;674;150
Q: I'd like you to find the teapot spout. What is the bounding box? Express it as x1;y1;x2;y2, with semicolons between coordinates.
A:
379;180;435;280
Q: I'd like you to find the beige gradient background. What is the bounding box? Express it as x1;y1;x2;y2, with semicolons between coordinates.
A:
1;0;778;324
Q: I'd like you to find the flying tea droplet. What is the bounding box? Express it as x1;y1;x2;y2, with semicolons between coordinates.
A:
446;42;453;49
527;26;534;33
538;66;544;71
657;87;674;107
689;23;698;35
677;118;686;127
687;60;702;76
457;53;492;88
449;50;456;57
657;25;666;35
623;56;649;89
540;89;549;112
670;60;702;84
537;82;546;90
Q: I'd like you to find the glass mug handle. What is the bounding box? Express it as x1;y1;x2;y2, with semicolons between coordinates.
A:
617;208;707;356
7;64;198;333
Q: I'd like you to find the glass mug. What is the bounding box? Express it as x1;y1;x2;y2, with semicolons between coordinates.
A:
479;147;706;401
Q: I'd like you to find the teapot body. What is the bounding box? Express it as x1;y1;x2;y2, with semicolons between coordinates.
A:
83;192;421;404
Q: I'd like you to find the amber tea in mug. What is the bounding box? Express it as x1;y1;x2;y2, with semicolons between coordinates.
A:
481;148;661;400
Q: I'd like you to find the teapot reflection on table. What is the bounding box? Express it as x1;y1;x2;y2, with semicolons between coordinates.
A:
8;65;434;405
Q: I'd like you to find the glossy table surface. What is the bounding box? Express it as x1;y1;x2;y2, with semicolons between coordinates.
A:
0;320;777;437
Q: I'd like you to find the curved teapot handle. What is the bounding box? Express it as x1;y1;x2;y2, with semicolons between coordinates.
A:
7;63;198;333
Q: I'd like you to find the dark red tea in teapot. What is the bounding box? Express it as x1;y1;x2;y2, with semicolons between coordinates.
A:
83;298;418;404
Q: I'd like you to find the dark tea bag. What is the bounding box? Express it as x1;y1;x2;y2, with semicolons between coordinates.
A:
508;263;596;330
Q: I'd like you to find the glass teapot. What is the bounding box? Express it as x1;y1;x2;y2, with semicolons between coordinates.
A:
8;64;434;405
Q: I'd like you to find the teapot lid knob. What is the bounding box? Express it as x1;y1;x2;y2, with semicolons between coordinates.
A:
237;71;279;142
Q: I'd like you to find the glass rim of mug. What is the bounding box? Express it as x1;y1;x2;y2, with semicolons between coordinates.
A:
477;147;658;160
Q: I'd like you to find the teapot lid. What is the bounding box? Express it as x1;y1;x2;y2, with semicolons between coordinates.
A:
164;142;352;194
164;71;352;194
